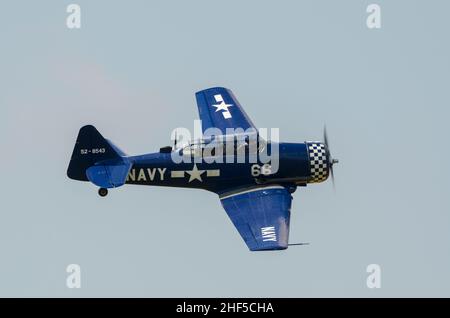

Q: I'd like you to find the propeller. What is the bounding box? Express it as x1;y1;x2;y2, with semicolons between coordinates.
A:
323;126;339;189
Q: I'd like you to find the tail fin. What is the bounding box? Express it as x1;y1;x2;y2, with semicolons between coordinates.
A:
67;125;125;181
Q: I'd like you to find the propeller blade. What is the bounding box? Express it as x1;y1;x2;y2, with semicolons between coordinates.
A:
330;164;335;191
323;125;329;149
323;125;337;191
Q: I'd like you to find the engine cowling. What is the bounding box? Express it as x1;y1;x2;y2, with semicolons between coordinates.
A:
306;142;330;183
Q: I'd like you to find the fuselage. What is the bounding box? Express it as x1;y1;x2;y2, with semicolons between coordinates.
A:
125;142;329;194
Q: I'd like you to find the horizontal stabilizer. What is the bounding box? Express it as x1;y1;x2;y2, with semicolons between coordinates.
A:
86;161;132;188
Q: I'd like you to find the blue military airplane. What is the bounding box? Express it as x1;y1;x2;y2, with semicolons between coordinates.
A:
67;87;338;251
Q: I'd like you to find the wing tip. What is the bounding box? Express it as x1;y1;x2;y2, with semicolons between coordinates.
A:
195;86;231;95
249;245;288;252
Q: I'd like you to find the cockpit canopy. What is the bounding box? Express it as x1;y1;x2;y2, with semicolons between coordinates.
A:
179;134;266;158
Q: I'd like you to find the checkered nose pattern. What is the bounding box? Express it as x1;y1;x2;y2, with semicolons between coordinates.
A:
307;142;329;183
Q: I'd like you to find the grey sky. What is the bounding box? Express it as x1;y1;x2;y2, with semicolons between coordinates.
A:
1;0;449;297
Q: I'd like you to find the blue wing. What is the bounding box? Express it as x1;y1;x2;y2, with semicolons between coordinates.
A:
219;185;292;251
195;87;256;134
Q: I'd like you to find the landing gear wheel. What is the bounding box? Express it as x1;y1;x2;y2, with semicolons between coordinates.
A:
98;188;108;197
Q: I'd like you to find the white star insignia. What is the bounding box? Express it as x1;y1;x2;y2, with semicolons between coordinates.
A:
212;101;233;112
186;164;205;182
